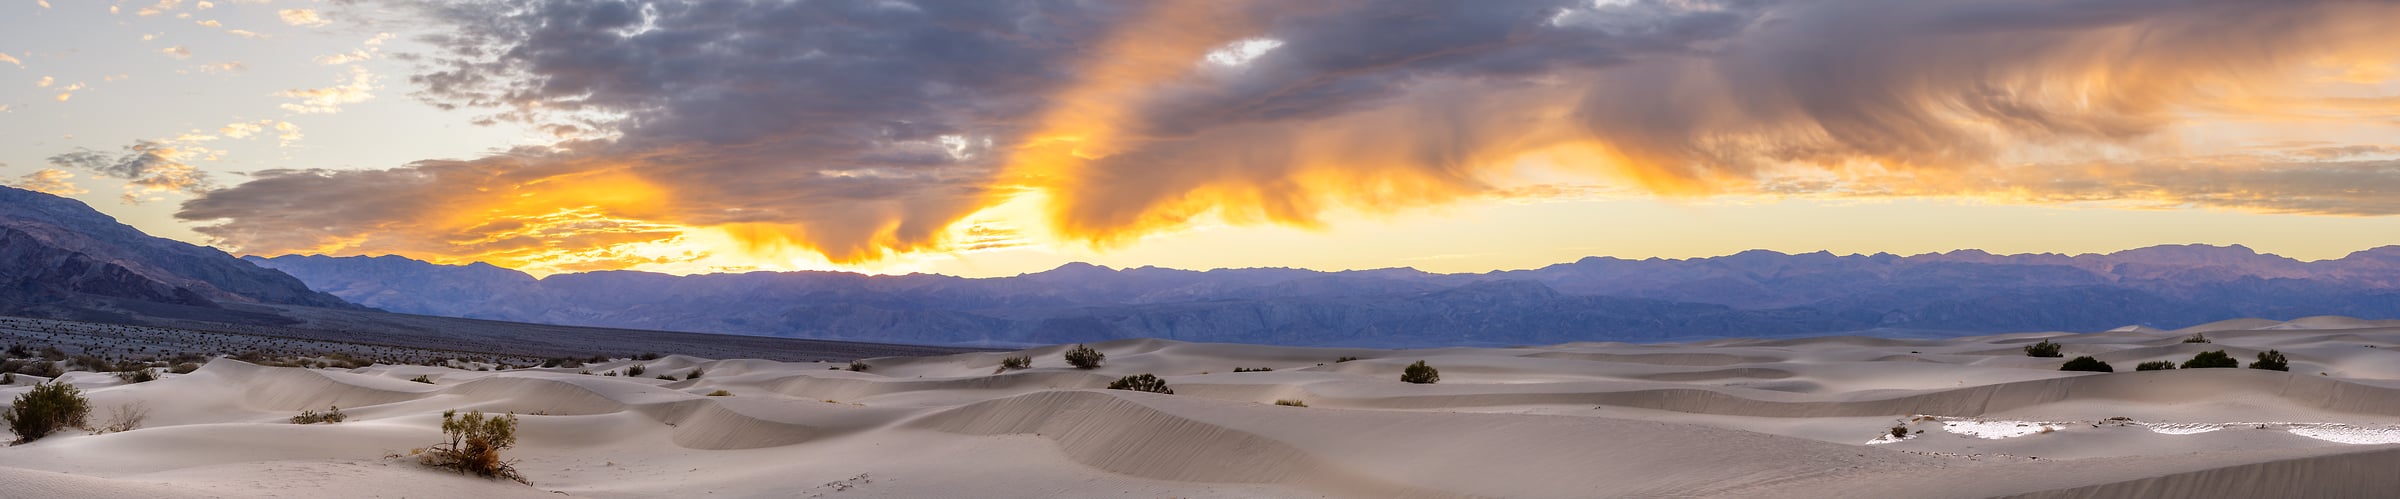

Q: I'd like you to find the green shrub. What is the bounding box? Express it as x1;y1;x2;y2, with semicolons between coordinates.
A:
686;368;704;379
115;368;157;384
2023;340;2063;358
999;356;1031;370
1401;360;1440;384
2135;361;2177;371
4;382;90;443
410;375;435;384
1274;399;1307;407
2182;350;2238;369
1890;426;1909;439
657;374;678;381
1106;374;1173;394
420;410;524;483
706;389;731;397
1064;344;1104;370
291;406;347;424
2060;356;2112;372
625;364;647;377
2251;350;2289;371
2183;333;2211;344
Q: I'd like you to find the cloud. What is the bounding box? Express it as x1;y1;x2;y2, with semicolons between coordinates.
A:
278;8;328;27
136;0;182;17
7;169;86;196
196;19;221;28
47;140;215;203
52;82;82;101
0;53;21;67
161;45;192;59
276;65;375;113
224;29;266;39
36;76;51;87
182;0;2400;274
198;61;246;73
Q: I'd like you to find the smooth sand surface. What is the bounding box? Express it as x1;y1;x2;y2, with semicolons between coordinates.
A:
6;316;2400;497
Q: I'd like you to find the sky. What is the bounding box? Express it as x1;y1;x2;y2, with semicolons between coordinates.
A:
5;0;2400;278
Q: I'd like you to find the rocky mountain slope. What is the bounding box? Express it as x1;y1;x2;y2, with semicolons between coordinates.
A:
0;186;357;322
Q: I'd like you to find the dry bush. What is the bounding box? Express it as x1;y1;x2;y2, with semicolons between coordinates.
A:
419;410;526;484
707;389;732;397
1064;345;1104;369
291;406;348;424
93;402;148;434
1274;399;1307;407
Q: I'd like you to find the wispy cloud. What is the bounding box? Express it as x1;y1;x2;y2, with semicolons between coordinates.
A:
278;8;327;27
161;45;192;59
7;169;86;196
276;65;375;113
47;140;216;203
0;53;22;68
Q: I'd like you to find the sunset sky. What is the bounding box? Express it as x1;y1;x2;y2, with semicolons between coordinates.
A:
5;0;2400;277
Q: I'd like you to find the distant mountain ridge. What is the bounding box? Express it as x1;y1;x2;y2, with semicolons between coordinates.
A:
0;186;358;322
250;243;2400;347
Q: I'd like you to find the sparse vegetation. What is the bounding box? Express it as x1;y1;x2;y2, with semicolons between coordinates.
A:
1064;344;1104;370
625;364;647;377
999;356;1030;370
2136;361;2177;371
2183;333;2211;344
657;374;678;381
115;368;157;383
410;375;435;384
418;410;525;483
5;382;90;443
1890;426;1909;439
1274;399;1306;407
686;368;704;380
94;402;148;434
707;389;732;397
1106;374;1173;394
1232;367;1273;373
1336;356;1360;363
2059;356;2112;372
1401;360;1440;384
291;406;348;424
2023;340;2063;358
848;360;870;372
2251;350;2289;371
2182;350;2238;369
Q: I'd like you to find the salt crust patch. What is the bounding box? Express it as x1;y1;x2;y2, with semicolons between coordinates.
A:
1942;420;2067;439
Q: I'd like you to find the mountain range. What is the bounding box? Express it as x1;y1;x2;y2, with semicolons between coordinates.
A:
250;243;2400;347
0;186;356;324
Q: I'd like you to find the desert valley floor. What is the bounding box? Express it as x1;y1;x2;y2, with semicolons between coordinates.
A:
5;317;2400;498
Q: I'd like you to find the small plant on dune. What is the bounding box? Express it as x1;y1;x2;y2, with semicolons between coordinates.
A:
1232;367;1273;373
2182;350;2238;369
2022;340;2063;358
2183;333;2211;344
686;368;705;380
1336;356;1360;363
1890;426;1909;439
1401;360;1440;384
93;402;148;434
291;406;348;424
1106;374;1173;394
1064;344;1105;370
419;409;525;484
1;373;13;385
707;389;732;397
848;360;870;372
625;364;647;377
1274;399;1307;407
410;375;435;384
4;381;90;443
2251;350;2290;371
2059;356;2112;372
999;356;1030;371
115;368;157;384
657;374;678;381
2135;361;2177;371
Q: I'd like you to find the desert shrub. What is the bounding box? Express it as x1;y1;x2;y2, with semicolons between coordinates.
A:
2182;350;2238;369
2135;361;2177;371
420;410;525;483
848;360;870;372
0;373;12;385
686;368;704;380
2183;333;2211;344
94;402;148;434
634;353;661;361
4;344;28;358
37;346;65;362
625;364;647;377
2023;340;2064;358
169;362;200;374
68;354;108;372
2059;356;2112;372
2251;350;2290;371
1401;360;1440;384
1890;426;1909;439
19;361;62;379
4;382;90;443
1336;356;1360;363
410;375;435;384
1274;399;1306;407
1064;345;1104;370
1106;374;1173;394
999;356;1030;370
291;406;348;424
1232;367;1273;373
657;375;678;381
115;368;157;384
706;389;731;397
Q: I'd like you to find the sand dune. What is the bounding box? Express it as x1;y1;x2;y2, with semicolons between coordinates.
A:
4;316;2400;497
